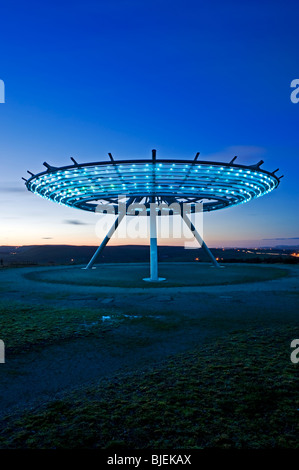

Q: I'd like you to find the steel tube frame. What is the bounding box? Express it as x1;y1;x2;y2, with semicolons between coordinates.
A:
182;213;220;268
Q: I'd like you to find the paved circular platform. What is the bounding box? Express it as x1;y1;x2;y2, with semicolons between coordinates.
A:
22;262;288;289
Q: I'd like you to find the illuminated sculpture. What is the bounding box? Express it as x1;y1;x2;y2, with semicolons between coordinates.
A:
23;150;282;281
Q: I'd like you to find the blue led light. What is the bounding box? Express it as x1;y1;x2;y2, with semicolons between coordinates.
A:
25;159;280;214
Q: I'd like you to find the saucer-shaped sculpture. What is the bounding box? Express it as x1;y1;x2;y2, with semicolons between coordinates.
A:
24;150;282;281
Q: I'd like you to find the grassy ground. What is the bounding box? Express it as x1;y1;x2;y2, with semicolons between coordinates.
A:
0;300;123;354
0;264;298;449
0;324;298;449
23;263;288;288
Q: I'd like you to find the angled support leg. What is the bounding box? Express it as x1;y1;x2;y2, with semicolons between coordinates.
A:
182;213;220;268
83;198;133;270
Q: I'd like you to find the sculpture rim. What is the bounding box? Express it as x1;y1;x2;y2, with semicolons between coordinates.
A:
25;158;280;215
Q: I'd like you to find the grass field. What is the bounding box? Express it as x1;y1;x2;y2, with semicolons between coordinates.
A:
23;262;288;288
0;300;122;354
0;325;298;449
0;263;298;449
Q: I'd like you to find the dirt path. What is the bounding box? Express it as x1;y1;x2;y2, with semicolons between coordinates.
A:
0;264;298;418
0;324;216;418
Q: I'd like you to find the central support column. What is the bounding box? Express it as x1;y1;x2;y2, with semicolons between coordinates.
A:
149;199;159;280
143;197;166;282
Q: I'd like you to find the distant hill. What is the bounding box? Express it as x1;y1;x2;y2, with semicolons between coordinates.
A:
0;245;190;265
0;245;298;266
274;245;299;250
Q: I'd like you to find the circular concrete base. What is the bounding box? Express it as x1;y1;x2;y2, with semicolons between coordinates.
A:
25;263;288;289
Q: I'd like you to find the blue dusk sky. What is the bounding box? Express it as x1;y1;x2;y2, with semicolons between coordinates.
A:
0;0;298;247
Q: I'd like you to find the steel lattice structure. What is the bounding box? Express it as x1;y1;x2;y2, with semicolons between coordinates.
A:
23;150;282;281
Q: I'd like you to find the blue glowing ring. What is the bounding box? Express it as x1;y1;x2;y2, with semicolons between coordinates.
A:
25;159;280;214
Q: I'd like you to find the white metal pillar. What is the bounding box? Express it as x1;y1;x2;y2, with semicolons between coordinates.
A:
143;198;166;282
149;200;159;280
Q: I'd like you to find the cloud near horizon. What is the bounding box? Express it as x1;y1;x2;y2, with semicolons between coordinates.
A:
204;146;266;164
262;237;299;240
0;184;28;193
63;219;91;226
